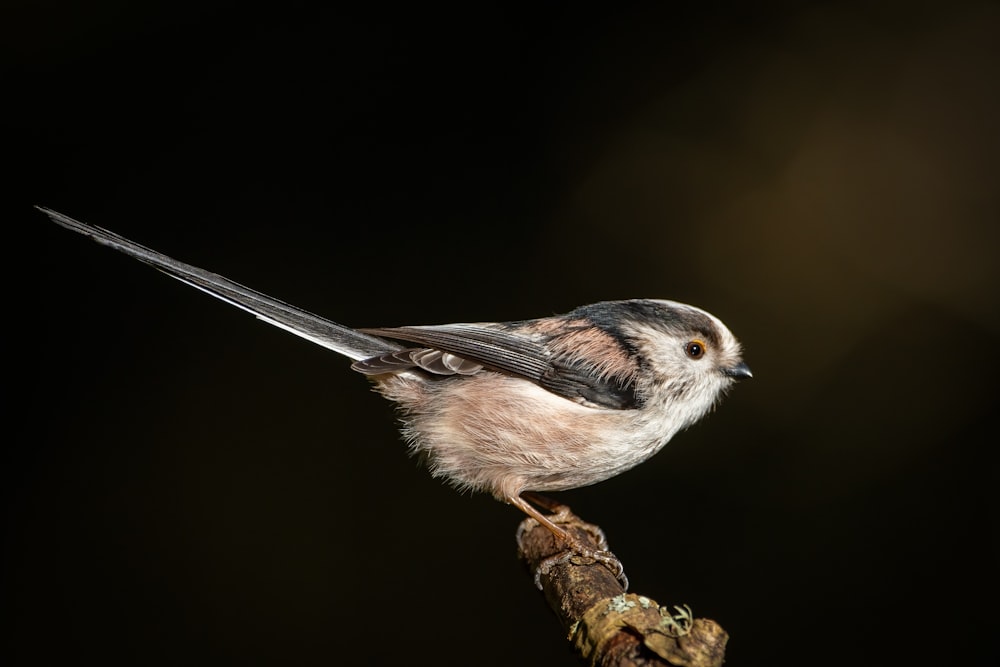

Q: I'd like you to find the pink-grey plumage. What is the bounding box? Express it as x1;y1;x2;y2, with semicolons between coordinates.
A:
39;206;751;584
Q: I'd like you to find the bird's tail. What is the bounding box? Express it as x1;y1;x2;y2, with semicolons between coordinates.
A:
38;207;401;361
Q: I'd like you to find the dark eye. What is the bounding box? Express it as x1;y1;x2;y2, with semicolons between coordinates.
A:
685;340;706;359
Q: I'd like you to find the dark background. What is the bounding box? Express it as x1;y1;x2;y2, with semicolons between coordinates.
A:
4;2;997;665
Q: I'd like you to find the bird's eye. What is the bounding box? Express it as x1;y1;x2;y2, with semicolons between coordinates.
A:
685;340;706;359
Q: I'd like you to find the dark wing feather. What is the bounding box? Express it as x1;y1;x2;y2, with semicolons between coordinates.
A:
360;324;550;381
360;323;640;410
539;367;639;409
352;348;485;376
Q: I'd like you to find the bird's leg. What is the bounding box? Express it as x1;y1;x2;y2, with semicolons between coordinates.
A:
518;491;610;548
512;491;628;590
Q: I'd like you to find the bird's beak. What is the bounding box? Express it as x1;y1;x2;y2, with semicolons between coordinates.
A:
723;361;753;380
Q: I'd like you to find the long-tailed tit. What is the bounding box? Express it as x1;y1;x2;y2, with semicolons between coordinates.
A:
39;207;751;584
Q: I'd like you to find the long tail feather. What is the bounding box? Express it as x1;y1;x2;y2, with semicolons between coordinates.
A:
38;206;400;361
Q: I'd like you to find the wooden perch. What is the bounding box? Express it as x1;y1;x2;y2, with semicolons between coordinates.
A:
516;507;728;667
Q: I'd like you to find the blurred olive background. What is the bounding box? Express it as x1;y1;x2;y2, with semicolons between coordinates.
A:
5;2;997;665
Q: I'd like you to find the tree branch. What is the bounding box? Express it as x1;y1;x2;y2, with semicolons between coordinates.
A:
516;508;728;667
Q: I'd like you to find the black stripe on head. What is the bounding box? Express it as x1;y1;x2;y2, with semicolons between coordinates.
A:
571;300;722;348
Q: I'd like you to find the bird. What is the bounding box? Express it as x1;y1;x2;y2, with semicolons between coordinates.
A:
38;206;751;585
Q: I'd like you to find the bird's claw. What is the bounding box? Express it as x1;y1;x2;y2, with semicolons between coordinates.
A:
533;544;629;591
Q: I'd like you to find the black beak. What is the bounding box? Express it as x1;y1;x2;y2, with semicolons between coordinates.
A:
723;361;753;380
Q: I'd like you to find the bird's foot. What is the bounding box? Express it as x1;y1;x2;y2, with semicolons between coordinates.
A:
515;500;628;591
534;542;628;591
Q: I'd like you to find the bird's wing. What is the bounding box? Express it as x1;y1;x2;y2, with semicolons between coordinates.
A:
38;207;400;361
359;324;550;379
359;323;640;409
